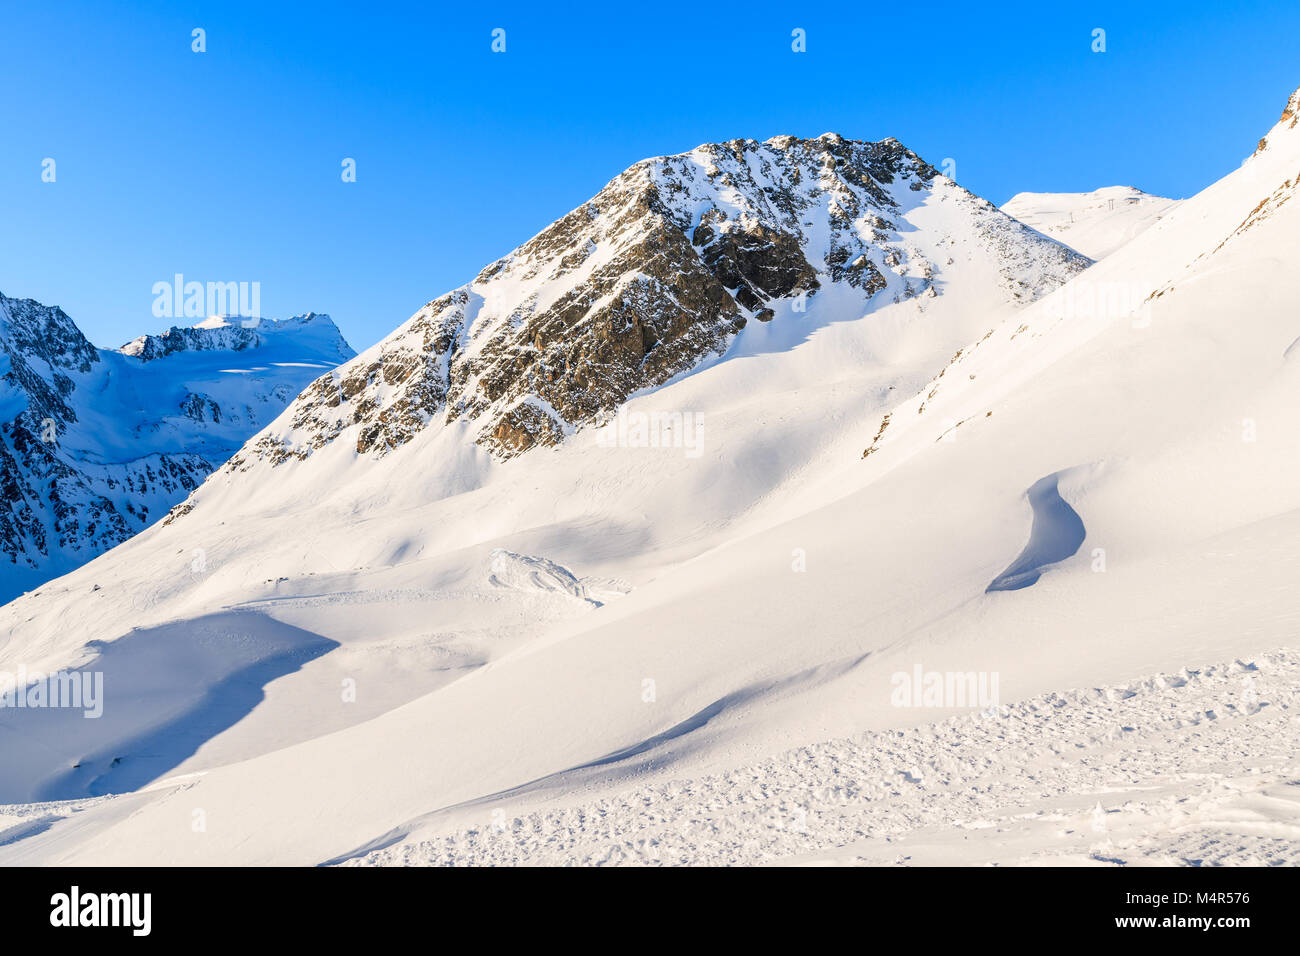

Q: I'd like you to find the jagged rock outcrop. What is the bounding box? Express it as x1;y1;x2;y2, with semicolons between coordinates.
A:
1255;86;1300;155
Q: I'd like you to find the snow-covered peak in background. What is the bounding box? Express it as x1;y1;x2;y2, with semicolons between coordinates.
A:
1001;186;1181;259
0;296;355;601
120;312;352;363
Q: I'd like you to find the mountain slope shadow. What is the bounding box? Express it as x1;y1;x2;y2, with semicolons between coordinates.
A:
0;610;337;803
986;472;1087;592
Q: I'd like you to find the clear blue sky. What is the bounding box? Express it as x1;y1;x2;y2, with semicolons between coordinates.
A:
2;0;1296;352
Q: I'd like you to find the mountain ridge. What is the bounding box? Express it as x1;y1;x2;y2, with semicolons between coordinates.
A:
119;312;352;363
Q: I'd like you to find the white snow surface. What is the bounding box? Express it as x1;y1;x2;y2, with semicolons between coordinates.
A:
1002;186;1182;259
2;91;1300;866
339;650;1300;866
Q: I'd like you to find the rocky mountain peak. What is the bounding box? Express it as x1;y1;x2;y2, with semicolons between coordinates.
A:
0;292;99;374
1254;84;1300;155
228;135;1088;470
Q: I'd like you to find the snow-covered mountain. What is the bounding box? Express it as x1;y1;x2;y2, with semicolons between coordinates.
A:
228;134;1086;468
3;85;1299;867
1001;186;1182;259
0;301;354;601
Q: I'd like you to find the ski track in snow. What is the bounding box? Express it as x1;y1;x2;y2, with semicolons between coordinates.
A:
342;649;1300;867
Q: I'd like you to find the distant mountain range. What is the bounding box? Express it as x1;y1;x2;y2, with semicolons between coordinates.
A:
0;300;353;601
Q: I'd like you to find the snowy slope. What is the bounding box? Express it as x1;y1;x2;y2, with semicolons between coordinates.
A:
0;302;354;601
1001;186;1181;259
337;650;1299;867
2;89;1299;866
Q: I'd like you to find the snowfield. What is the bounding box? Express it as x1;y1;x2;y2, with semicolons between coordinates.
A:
2;649;1294;867
1001;186;1182;259
1;87;1298;868
339;650;1300;867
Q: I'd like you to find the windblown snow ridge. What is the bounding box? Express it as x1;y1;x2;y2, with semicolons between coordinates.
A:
987;471;1087;592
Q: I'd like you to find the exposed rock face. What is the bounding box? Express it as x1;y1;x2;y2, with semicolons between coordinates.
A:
122;324;260;361
237;134;1088;468
0;296;354;599
180;393;222;423
1256;85;1300;154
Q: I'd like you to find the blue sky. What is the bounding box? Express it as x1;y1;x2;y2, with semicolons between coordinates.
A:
1;0;1296;352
